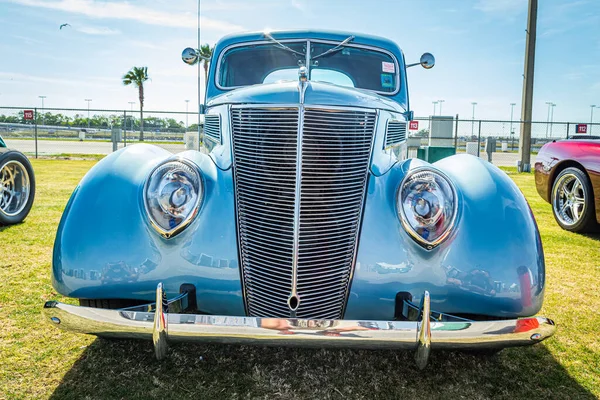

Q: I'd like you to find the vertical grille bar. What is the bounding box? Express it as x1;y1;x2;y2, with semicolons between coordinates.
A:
296;109;376;319
232;106;376;319
231;107;299;317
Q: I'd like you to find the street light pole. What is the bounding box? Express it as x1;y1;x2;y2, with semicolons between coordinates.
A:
549;103;556;137
471;102;477;137
38;95;46;125
510;103;516;151
518;0;538;172
185;99;190;130
128;102;135;132
545;101;552;138
591;105;597;134
438;99;445;115
85;99;92;129
432;101;438;116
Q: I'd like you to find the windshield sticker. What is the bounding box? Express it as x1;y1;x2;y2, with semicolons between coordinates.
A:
382;61;395;73
381;74;394;88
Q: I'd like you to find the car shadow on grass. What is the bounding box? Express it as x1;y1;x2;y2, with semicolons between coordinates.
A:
49;339;594;400
581;231;600;241
0;222;23;233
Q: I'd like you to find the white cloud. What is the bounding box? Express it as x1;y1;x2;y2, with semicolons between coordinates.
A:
11;35;45;45
474;0;525;16
75;25;120;35
3;0;243;31
0;71;114;88
290;0;306;11
126;40;167;51
564;72;584;81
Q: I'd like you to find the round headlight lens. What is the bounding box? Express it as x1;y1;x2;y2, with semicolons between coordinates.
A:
145;160;202;237
397;168;456;248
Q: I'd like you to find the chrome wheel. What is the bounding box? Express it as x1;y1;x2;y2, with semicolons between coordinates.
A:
552;173;586;227
0;160;31;217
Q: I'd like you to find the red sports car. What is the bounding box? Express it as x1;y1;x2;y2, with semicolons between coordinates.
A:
535;136;600;232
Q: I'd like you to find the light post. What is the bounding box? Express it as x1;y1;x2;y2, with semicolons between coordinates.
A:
549;103;556;137
591;105;597;134
128;102;135;132
471;102;477;137
438;99;445;115
432;101;438;116
38;95;46;125
85;99;92;129
185;99;190;130
545;101;553;138
510;103;516;151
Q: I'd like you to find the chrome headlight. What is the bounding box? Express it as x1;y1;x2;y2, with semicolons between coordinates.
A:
144;159;203;238
397;168;457;249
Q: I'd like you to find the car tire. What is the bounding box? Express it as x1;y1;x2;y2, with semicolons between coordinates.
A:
0;150;35;226
551;167;597;233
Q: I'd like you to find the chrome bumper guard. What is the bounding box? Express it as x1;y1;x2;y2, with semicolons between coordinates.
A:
43;284;556;369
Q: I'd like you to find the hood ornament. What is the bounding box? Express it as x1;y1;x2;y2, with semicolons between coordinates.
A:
298;66;308;83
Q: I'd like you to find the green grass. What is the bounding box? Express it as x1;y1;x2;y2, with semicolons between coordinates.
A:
1;160;599;399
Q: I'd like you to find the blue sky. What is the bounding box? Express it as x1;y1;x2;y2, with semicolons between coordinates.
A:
0;0;599;123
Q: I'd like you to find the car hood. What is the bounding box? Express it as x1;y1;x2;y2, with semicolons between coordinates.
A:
206;81;405;114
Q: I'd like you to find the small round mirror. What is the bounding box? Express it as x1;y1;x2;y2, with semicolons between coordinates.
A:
420;53;435;69
182;47;199;65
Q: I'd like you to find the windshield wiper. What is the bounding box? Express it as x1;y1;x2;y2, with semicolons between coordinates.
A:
311;35;355;60
263;32;306;57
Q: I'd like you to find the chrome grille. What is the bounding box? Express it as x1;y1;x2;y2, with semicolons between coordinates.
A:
231;106;375;319
385;120;407;148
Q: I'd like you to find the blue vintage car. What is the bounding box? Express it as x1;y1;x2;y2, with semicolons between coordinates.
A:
0;134;35;225
44;30;555;368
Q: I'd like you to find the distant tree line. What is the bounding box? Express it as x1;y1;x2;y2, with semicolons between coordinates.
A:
0;111;197;133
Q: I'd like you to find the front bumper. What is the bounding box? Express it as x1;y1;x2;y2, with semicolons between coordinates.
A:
43;284;556;369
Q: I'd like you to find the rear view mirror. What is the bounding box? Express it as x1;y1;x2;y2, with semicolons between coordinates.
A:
419;53;435;69
407;53;435;69
182;47;199;65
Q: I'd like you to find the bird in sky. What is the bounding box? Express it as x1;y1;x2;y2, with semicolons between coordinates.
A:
59;23;71;30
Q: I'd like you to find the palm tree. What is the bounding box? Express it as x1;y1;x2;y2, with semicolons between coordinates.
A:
122;66;149;141
198;44;213;87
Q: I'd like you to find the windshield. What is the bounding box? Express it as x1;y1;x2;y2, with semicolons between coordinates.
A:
218;40;399;94
218;42;306;88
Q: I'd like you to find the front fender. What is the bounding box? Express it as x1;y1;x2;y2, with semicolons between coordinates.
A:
52;144;245;316
346;154;545;320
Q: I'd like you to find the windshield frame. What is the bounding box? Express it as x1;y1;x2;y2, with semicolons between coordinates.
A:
215;38;401;96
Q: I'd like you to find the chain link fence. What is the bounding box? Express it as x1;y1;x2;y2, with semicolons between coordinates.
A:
1;107;597;167
0;106;199;157
411;116;599;167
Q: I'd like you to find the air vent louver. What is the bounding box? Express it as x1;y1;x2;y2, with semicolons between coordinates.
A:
385;121;407;148
203;115;221;143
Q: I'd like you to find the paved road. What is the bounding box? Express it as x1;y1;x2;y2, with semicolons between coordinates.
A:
5;139;535;167
473;152;537;167
4;139;187;156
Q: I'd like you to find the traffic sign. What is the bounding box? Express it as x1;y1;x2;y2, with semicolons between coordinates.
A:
409;120;419;130
23;110;34;120
576;124;587;134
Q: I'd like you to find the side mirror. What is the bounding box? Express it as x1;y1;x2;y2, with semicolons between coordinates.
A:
407;53;435;69
182;47;199;65
419;53;435;69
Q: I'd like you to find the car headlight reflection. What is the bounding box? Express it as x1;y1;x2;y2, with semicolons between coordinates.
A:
397;168;457;249
144;160;202;238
